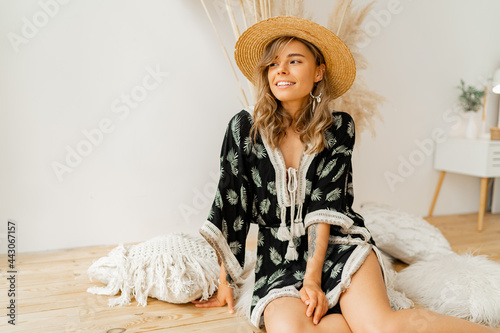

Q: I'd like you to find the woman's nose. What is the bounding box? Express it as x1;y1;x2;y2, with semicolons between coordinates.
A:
276;64;288;74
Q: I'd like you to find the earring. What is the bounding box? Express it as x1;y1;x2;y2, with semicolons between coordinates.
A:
310;91;322;114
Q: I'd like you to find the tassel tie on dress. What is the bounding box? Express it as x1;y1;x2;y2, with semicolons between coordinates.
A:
276;167;306;261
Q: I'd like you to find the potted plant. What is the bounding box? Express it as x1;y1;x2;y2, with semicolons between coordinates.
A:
457;79;485;139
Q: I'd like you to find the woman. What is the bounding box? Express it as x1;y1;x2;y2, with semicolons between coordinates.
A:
193;16;497;333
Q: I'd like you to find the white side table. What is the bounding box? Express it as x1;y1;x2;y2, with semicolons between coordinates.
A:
429;137;500;231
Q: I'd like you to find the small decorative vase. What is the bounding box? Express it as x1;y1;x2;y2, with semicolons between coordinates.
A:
464;112;477;139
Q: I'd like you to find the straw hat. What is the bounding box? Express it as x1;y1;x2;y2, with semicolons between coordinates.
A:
234;16;356;100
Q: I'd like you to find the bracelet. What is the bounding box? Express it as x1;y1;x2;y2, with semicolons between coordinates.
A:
218;278;235;289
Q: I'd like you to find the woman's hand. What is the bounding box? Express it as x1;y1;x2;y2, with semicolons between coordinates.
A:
299;278;329;325
191;284;235;314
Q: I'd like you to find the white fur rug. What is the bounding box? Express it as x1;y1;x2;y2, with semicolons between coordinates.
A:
395;252;500;327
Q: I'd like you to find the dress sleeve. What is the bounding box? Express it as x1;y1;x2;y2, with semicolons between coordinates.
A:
199;112;253;282
303;112;361;233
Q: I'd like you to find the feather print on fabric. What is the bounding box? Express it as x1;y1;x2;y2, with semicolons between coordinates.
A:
252;194;258;217
243;137;253;155
347;119;355;138
331;164;346;183
251;166;262;187
267;269;286;291
269;226;280;240
325;131;336;149
326;188;342;202
323;260;334;272
226;148;239;176
255;254;263;274
234;216;244;231
316;157;325;176
226;189;239;205
214;188;223;209
257;232;264;246
259;198;271;215
267;181;277;195
320;159;338;179
339;244;352;252
254;275;267;291
332;145;349;155
269;247;282;266
306;179;312;195
229;241;242;255
220;164;225;179
244;137;267;159
330;262;344;279
293;270;305;281
268;268;286;285
333;114;343;129
311;188;323;201
221;218;228;239
252;143;267;159
231;114;241;147
240;185;247;212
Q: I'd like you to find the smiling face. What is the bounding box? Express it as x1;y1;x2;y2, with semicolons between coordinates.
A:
267;39;325;113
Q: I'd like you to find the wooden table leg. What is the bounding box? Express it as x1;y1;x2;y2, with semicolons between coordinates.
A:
478;177;489;231
428;171;446;217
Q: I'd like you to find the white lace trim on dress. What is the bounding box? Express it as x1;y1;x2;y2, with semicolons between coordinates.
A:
250;285;301;329
305;209;372;245
199;220;244;282
325;243;374;305
257;115;316;260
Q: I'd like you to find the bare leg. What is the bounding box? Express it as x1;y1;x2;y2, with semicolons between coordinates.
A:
339;250;497;333
264;296;352;333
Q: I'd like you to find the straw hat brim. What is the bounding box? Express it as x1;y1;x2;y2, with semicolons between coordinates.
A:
234;16;356;100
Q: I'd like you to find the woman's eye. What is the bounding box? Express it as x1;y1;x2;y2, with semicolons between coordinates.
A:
269;63;277;67
290;60;301;64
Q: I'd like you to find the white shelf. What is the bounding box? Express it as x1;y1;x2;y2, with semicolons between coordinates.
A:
434;138;500;178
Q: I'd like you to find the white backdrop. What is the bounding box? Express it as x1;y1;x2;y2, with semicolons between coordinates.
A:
1;0;499;254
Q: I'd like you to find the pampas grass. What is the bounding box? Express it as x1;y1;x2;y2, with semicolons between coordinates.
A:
200;0;250;106
328;0;385;139
200;0;384;136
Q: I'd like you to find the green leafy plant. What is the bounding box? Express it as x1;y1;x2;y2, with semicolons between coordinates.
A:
457;79;484;112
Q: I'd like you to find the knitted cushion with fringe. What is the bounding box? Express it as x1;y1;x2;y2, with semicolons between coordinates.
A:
87;233;220;306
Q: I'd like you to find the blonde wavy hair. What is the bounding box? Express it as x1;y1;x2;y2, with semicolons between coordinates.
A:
249;36;335;155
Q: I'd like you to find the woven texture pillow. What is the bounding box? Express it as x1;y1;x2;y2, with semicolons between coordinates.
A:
359;202;453;264
87;233;219;306
395;252;500;327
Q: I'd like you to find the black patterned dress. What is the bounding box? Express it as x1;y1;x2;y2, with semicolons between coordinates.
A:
199;108;387;329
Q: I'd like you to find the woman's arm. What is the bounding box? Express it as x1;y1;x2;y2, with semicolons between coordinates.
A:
299;222;330;325
304;222;330;283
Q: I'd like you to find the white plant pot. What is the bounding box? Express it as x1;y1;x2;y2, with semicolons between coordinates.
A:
464;112;477;139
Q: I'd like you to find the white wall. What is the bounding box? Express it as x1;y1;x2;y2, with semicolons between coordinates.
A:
1;0;499;254
340;0;500;216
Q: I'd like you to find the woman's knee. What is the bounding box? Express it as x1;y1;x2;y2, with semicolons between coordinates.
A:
263;297;308;333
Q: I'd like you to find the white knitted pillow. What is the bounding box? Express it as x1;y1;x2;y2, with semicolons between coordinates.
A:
87;233;220;306
359;202;453;264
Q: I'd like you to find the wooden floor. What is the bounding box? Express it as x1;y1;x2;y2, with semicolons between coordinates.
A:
1;213;499;333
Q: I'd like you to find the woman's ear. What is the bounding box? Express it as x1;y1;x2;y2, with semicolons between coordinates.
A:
315;64;326;82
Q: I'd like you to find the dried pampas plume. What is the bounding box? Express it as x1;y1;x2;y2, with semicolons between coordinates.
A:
328;0;385;139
